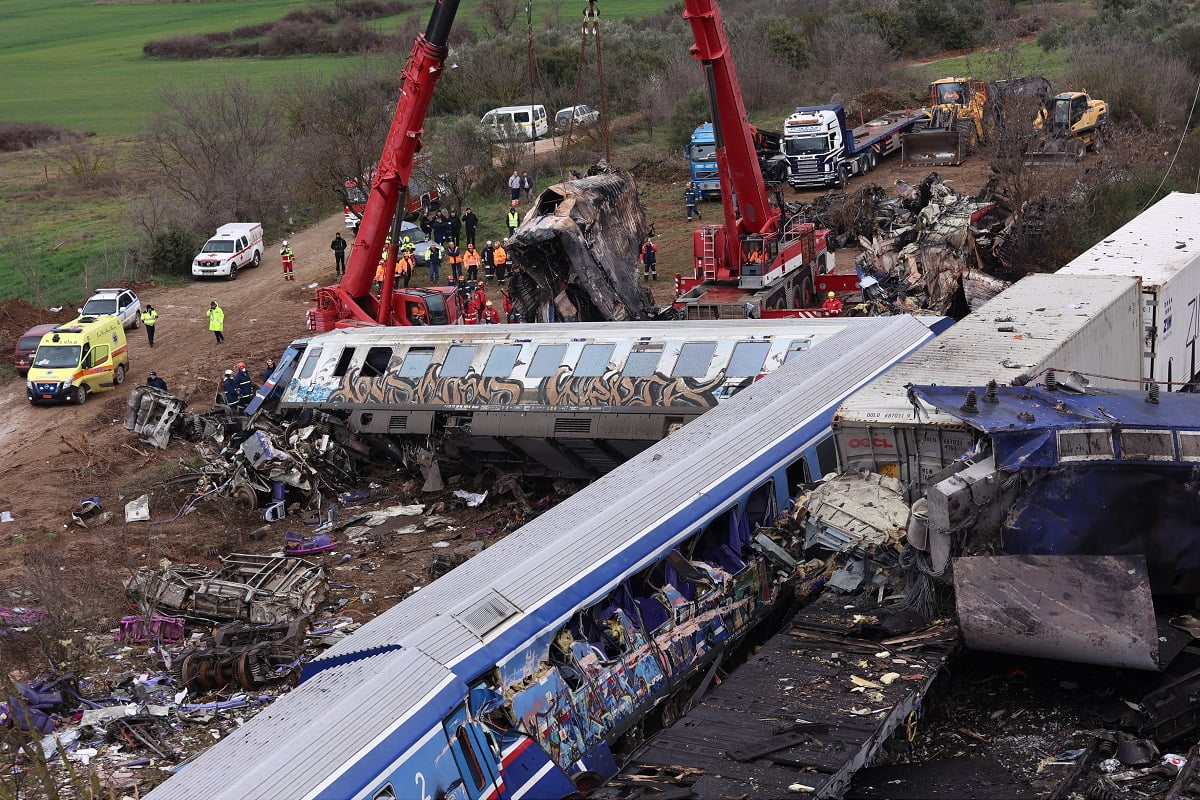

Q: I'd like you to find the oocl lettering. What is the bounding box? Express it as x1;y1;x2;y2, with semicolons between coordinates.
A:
846;436;893;449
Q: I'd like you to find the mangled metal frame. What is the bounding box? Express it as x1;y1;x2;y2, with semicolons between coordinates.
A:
126;554;327;625
506;161;656;322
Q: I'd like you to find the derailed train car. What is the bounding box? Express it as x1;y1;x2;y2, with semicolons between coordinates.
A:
145;316;938;800
265;320;872;479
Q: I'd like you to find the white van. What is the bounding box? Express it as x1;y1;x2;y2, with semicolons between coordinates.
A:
480;105;549;141
192;223;264;281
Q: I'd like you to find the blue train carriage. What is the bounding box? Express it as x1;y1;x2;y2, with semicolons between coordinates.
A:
148;316;937;800
260;320;869;478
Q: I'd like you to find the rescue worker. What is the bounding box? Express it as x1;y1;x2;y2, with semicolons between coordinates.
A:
483;300;501;324
400;235;416;261
207;300;225;344
822;291;843;316
506;204;520;236
396;253;413;289
493;241;509;282
685;182;701;221
280;240;295;281
221;369;239;408
374;236;393;290
445;241;463;284
146;371;168;391
463;243;481;282
330;232;347;275
235;362;254;411
502;290;519;323
140;304;158;347
411;305;429;325
474;282;488;316
640;238;658;281
426;243;442;284
262;358;276;384
482;241;496;282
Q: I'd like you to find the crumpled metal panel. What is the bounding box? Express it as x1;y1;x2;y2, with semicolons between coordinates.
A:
506;162;655;322
804;471;909;551
954;554;1161;669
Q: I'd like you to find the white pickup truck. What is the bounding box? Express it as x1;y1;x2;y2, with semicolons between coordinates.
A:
192;223;264;280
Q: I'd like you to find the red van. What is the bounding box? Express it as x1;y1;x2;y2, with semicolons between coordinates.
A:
14;323;58;376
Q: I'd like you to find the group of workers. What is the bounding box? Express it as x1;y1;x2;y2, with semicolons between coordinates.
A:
221;361;268;412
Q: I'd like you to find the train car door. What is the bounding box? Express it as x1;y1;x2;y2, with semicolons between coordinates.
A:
443;703;503;800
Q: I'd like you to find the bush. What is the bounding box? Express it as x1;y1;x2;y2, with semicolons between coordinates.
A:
0;122;81;151
1068;35;1196;127
669;88;711;151
146;226;201;278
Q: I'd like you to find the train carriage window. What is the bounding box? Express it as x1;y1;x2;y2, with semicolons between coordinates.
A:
815;437;837;477
333;347;356;377
622;346;662;377
397;347;432;378
483;344;521;377
298;347;323;379
456;728;487;790
672;341;717;377
528;344;567;376
576;343;615;377
728;341;771;376
442;345;477;377
364;346;396;378
787;455;812;490
784;338;813;362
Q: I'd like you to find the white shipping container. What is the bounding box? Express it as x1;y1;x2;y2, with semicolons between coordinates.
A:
834;273;1143;491
1058;191;1200;389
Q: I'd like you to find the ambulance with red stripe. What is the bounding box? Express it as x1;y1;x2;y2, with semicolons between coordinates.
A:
26;315;129;405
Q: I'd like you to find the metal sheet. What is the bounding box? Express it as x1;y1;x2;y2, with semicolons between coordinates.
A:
954;554;1160;670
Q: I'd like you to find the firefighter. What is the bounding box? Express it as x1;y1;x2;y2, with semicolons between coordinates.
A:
146;371;168;391
483;300;500;324
482;241;496;282
822;291;843;316
280;240;295;281
685;182;701;221
221;369;239;408
640;238;658;281
493;241;509;282
463;244;481;282
503;290;519;323
235;362;254;410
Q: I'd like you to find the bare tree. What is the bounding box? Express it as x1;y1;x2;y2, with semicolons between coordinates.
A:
139;78;288;231
423;118;496;211
479;0;520;34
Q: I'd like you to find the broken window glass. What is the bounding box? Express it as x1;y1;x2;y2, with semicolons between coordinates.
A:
528;344;567;377
482;344;521;377
442;345;477;377
1057;429;1114;461
673;342;717;378
622;347;662;377
576;343;615;377
1119;429;1176;461
398;347;432;378
363;347;393;378
728;341;771;376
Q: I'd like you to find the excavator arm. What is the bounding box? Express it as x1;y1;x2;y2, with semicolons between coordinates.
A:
313;0;459;328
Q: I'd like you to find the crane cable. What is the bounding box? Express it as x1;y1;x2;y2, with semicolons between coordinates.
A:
562;0;611;174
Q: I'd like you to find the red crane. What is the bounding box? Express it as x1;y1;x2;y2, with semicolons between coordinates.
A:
311;0;462;330
676;0;849;319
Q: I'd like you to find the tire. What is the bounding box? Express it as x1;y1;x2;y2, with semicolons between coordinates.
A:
956;121;978;154
75;384;88;405
252;251;262;267
800;275;815;308
1092;126;1105;152
835;164;848;190
114;364;125;386
228;264;239;281
868;150;879;171
130;315;139;330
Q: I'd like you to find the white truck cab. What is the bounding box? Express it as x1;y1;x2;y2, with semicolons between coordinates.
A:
192;223;264;280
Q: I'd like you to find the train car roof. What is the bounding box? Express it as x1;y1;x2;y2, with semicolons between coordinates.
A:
147;315;938;800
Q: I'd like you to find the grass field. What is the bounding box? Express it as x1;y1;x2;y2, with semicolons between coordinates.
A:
917;39;1070;84
0;0;671;136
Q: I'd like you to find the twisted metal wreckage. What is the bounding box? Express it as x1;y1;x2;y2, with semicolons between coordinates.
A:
796;173;1046;316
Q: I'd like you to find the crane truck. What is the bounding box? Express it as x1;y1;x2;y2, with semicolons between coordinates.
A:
673;0;857;320
784;105;925;189
310;1;463;330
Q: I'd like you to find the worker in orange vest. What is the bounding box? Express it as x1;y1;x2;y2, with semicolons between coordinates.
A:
822;291;843;316
493;241;509;282
395;253;413;289
445;241;464;284
463;244;482;282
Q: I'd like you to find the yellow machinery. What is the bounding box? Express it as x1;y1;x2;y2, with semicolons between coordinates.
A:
903;75;1051;166
1025;90;1110;164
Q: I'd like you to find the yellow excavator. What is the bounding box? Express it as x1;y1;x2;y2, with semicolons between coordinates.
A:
1024;90;1110;164
903;75;1051;166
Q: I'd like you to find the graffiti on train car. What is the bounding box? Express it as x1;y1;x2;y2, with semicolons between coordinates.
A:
325;363;730;409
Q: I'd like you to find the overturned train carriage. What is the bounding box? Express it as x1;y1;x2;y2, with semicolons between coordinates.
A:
143;315;937;800
271;320;871;479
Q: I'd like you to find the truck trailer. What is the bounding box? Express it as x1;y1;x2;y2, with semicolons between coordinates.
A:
784;105;924;189
833;272;1143;493
1056;191;1200;390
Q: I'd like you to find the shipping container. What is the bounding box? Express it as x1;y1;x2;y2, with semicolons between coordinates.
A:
833;273;1143;492
1057;191;1200;390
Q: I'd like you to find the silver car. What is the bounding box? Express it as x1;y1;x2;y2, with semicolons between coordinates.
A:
80;288;141;329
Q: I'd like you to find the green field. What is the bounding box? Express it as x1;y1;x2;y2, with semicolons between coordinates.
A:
0;0;671;136
917;39;1070;84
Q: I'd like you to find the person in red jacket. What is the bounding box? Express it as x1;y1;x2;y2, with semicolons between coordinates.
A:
822;291;843;316
502;290;519;323
483;300;501;324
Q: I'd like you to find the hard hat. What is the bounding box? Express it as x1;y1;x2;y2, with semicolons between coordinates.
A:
224;369;233;376
403;236;411;243
282;240;289;246
148;371;156;377
486;300;493;306
828;291;836;298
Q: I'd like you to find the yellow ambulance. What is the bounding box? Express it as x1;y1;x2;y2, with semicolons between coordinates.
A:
26;315;129;405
